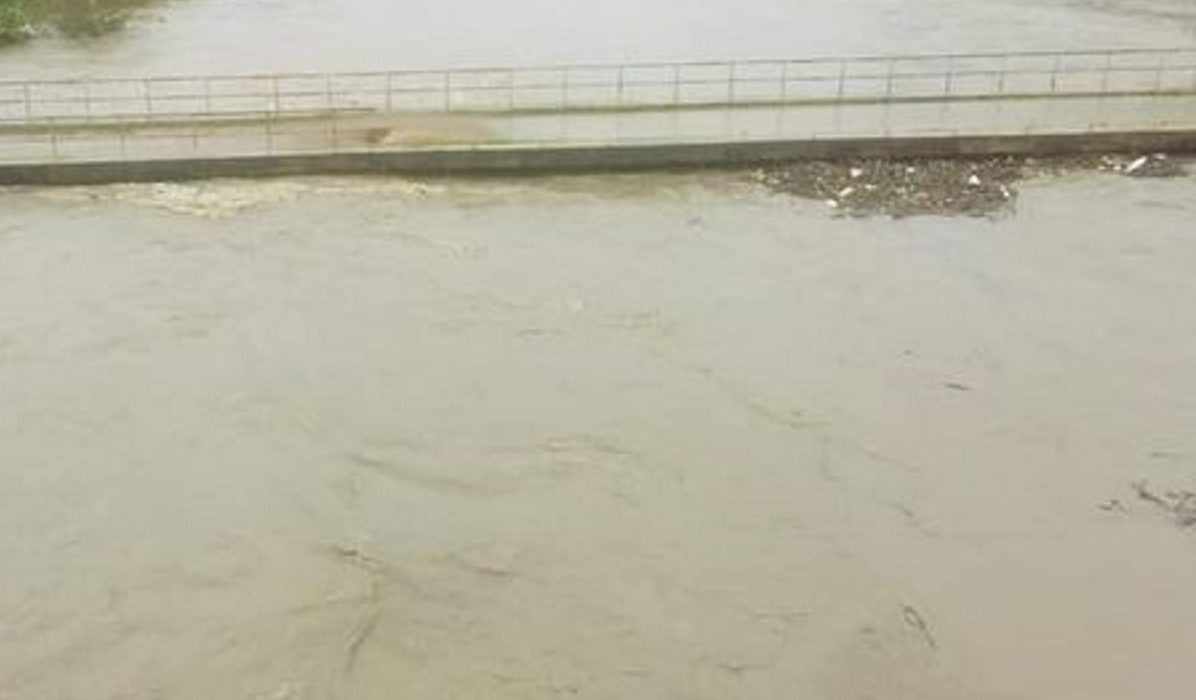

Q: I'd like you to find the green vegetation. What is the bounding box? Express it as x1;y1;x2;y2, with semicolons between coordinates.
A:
1;0;157;45
0;0;33;44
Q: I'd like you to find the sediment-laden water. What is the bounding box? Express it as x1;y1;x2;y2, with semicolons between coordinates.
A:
2;2;1196;699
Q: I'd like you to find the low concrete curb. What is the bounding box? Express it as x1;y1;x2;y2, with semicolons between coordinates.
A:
2;130;1194;186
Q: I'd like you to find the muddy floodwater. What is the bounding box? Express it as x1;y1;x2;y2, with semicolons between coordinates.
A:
2;171;1196;699
3;1;1196;699
1;0;1194;76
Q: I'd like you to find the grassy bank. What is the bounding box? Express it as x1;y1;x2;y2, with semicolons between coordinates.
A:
0;0;32;44
1;0;156;45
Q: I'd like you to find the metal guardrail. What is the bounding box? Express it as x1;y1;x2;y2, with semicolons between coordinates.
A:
4;91;1195;166
2;48;1196;167
3;48;1196;126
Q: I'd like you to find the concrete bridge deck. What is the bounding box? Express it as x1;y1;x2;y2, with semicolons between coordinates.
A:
2;49;1195;182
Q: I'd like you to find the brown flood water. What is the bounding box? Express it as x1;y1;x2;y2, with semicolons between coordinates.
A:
1;171;1195;699
0;0;1193;77
2;1;1196;699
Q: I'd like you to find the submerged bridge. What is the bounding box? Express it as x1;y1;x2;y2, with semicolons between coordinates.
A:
2;48;1196;183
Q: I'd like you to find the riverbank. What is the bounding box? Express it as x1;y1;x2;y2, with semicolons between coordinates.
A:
0;0;32;44
0;0;156;46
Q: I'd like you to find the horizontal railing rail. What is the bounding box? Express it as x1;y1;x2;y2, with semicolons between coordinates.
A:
2;48;1195;126
3;48;1196;168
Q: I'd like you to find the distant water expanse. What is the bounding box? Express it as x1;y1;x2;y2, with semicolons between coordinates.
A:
0;0;1193;78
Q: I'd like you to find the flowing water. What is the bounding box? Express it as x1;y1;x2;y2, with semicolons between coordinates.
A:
2;3;1196;700
0;0;1193;76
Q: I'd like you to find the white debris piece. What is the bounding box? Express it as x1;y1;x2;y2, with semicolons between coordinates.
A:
1125;156;1149;174
838;186;856;198
826;199;840;208
849;167;864;179
967;174;982;187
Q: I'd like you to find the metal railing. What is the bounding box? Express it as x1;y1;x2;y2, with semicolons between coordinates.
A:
2;48;1196;167
3;48;1196;126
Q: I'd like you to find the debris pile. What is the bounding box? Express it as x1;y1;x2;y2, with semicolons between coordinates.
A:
1119;153;1185;178
753;157;1024;218
753;153;1189;218
1132;481;1196;528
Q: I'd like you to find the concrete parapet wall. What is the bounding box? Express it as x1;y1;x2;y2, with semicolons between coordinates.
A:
2;130;1194;186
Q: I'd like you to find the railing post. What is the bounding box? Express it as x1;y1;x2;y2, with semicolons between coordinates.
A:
22;50;1190;167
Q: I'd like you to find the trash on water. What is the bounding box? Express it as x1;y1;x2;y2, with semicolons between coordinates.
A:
1125;156;1150;174
753;153;1186;218
1121;153;1184;178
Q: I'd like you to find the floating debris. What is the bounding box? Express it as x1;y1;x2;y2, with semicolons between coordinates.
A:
751;153;1189;218
1120;153;1184;178
1132;481;1196;528
752;157;1023;218
1125;156;1150;175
